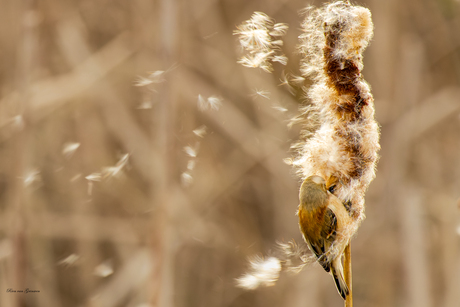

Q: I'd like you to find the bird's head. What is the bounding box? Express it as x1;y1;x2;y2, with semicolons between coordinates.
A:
299;175;328;209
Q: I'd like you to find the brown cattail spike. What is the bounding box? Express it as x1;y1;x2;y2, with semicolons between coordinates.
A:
291;0;379;249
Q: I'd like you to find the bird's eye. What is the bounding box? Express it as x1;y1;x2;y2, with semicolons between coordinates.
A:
328;185;336;193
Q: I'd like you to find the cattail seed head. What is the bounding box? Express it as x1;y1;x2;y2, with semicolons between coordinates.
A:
291;1;380;232
235;1;379;289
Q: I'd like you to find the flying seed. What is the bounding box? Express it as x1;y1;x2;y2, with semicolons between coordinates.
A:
193;125;208;138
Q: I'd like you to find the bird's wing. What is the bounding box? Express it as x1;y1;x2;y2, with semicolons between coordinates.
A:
305;208;337;272
320;207;338;255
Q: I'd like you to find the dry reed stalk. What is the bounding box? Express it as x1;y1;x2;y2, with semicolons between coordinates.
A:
344;243;352;307
9;3;41;307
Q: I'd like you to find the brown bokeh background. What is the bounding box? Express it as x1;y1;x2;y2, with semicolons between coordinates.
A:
1;0;459;306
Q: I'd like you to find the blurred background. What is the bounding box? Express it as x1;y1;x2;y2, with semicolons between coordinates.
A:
1;0;459;306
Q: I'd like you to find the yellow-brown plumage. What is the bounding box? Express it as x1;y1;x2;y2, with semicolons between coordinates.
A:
298;175;352;299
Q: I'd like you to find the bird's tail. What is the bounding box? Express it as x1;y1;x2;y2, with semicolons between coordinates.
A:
331;257;349;300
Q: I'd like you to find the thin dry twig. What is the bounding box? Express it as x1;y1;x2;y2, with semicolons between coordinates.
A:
344;243;352;307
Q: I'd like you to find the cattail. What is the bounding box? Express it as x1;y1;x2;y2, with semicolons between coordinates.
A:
289;1;379;247
235;1;379;293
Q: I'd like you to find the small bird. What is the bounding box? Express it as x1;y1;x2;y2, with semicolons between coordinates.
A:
298;175;352;299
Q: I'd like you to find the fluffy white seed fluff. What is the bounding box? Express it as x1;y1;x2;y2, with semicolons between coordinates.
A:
236;256;282;290
234;12;289;72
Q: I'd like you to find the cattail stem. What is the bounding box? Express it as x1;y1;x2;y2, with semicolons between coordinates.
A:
344;243;352;307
